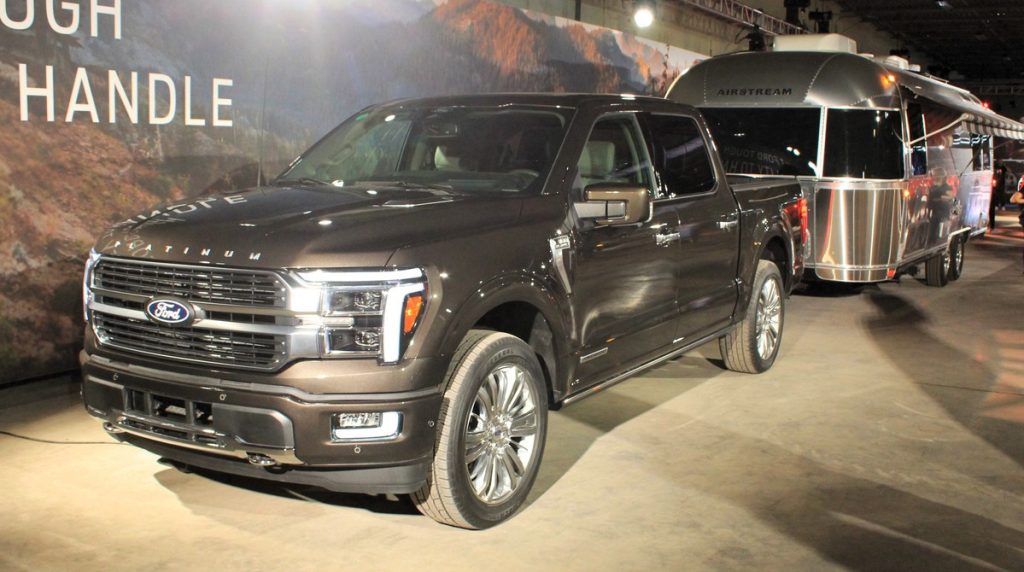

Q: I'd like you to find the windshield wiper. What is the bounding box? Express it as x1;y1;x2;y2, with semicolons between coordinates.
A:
273;177;331;187
354;180;455;193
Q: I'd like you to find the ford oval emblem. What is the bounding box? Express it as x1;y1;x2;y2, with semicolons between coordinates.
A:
145;298;194;326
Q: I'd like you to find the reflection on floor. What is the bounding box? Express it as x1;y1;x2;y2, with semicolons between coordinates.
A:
1;223;1023;571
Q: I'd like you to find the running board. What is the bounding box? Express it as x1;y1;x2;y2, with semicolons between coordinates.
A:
559;327;733;408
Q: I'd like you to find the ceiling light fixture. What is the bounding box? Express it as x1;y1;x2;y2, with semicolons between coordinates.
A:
634;0;655;28
935;0;952;9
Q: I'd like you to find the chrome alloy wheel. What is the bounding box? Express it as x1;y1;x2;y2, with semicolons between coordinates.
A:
464;364;539;505
950;239;963;275
755;277;782;360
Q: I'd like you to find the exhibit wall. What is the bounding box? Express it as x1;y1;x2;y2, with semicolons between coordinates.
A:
0;0;705;384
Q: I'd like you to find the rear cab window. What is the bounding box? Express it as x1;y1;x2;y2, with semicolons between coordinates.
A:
645;113;717;198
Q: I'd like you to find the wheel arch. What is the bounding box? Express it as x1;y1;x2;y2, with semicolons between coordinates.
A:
759;232;793;290
438;274;572;405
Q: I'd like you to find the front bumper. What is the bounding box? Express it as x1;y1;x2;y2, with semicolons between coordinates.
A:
81;351;442;494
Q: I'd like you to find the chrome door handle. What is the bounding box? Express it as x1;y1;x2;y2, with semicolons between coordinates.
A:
655;231;681;247
717;220;738;231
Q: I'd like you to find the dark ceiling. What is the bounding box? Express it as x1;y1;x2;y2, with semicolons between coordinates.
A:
831;0;1024;82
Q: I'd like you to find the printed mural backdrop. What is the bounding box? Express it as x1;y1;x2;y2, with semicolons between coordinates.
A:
0;0;705;384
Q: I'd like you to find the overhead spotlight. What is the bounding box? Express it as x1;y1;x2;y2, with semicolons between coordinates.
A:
935;0;952;9
634;0;655;28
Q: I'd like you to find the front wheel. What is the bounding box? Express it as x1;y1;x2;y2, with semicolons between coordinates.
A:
413;330;547;529
719;260;785;374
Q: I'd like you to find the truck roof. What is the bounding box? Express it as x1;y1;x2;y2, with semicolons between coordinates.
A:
378;92;678;109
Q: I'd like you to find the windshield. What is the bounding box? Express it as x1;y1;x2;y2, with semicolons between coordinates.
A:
701;108;821;176
277;104;574;194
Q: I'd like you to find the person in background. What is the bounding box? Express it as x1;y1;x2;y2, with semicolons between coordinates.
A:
1010;181;1024;271
990;163;1007;232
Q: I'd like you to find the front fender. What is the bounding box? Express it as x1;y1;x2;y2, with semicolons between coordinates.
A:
437;272;574;402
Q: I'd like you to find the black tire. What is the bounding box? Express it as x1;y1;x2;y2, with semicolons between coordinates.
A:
719;260;785;374
412;330;547;529
925;248;950;287
947;235;966;282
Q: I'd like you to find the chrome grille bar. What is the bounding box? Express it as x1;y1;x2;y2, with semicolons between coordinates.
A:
93;313;287;370
93;258;286;307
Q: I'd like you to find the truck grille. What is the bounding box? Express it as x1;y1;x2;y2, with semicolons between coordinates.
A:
93;258;285;307
93;313;286;370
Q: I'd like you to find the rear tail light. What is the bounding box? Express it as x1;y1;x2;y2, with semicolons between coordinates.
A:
799;197;809;246
785;198;810;247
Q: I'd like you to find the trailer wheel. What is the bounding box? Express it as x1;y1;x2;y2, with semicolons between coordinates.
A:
947;235;966;282
412;330;547;529
925;248;950;287
719;260;785;374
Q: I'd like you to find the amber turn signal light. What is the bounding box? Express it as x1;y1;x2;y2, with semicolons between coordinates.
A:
403;294;424;334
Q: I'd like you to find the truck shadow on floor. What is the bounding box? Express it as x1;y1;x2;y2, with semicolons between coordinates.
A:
793;281;873;298
862;288;1024;475
530;354;722;501
150;354;722;519
675;421;1024;571
154;464;423;517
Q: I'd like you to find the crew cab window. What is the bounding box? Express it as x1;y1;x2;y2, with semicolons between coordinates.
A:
646;114;716;197
575;114;655;196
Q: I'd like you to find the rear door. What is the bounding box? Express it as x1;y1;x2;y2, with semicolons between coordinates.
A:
642;112;741;341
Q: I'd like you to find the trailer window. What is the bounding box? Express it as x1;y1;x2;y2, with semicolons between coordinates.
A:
824;109;904;179
907;103;927;176
700;108;820;176
953;131;992;172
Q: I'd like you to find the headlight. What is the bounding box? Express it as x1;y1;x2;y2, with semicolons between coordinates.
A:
295;268;427;363
82;249;101;322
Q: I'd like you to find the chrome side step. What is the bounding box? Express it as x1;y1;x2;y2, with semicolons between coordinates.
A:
560;327;731;408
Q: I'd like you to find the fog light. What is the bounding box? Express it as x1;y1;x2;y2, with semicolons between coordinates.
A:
325;327;380;354
354;329;380;350
331;411;402;442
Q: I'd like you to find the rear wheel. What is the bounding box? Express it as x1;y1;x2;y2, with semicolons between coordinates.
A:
413;330;547;529
719;260;785;374
925;247;951;287
947;235;966;282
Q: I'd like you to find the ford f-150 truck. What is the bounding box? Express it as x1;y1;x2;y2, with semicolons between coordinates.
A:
81;94;805;528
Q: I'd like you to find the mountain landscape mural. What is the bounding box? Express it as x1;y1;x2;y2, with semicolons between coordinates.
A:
0;0;705;383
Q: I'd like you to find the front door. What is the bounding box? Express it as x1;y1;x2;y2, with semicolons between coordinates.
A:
571;112;682;385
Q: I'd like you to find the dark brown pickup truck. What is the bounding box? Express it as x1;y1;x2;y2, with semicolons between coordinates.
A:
81;94;805;528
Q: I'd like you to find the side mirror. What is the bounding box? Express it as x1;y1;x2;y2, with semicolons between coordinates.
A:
576;183;651;226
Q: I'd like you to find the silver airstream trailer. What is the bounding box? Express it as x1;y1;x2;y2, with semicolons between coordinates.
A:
668;34;1024;285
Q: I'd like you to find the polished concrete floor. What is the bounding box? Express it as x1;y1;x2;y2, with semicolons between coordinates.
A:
2;214;1023;571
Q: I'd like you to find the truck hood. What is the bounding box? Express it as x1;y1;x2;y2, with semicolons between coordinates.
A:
95;185;524;269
